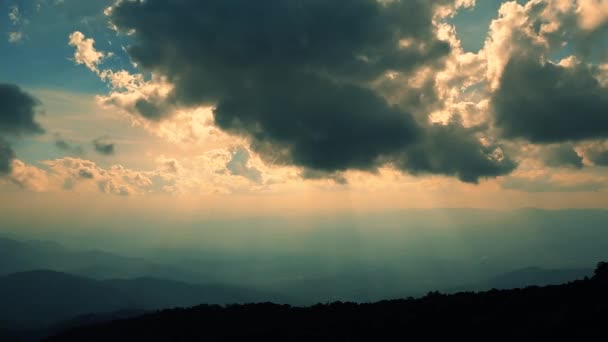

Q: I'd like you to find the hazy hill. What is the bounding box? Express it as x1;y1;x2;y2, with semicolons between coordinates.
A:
0;271;136;329
0;236;597;305
47;263;608;341
0;270;284;331
0;237;210;284
102;277;286;308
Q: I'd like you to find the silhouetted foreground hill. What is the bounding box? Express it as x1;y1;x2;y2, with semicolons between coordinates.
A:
48;263;608;341
482;266;592;289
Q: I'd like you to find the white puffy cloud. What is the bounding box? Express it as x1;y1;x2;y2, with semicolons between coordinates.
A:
42;157;153;195
2;158;157;196
154;147;290;195
68;31;106;73
434;0;476;19
4;160;51;192
479;0;608;89
66;32;225;146
2;150;292;196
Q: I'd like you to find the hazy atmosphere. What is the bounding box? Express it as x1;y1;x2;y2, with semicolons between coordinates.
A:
1;0;608;339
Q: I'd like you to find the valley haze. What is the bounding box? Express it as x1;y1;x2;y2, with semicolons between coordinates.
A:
2;0;608;340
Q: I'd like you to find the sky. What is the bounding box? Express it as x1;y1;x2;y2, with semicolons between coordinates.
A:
2;0;608;217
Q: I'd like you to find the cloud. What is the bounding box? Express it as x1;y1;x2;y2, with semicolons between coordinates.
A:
96;72;174;122
583;143;608;166
92;137;115;155
588;150;608;166
0;139;15;174
8;31;23;44
6;159;50;191
577;0;608;32
91;0;515;183
43;157;153;195
542;144;583;169
501;170;605;193
480;0;608;89
8;6;20;25
68;31;106;73
215;78;421;172
479;1;608;147
301;169;348;185
54;134;84;155
7;6;24;44
109;0;453;102
154;150;288;194
492;56;608;143
0;83;44;174
0;84;44;135
78;168;94;179
393;118;517;183
226;146;262;183
7;5;29;44
156;156;181;174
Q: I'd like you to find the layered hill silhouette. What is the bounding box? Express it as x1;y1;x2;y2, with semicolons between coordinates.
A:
48;262;608;341
0;271;135;330
1;236;594;303
0;270;284;331
0;235;601;340
0;237;210;284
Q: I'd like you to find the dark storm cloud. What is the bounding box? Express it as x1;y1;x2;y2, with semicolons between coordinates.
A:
301;169;348;185
214;77;420;172
0;139;15;174
0;83;44;136
492;56;608;143
108;0;515;182
586;147;608;166
111;0;451;106
134;99;166;122
542;144;583;169
93;138;115;155
393;119;517;183
0;83;43;174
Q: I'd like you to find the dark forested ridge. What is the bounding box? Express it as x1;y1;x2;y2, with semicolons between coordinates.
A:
47;262;608;341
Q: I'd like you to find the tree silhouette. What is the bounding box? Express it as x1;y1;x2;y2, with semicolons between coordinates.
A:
47;261;608;341
594;261;608;281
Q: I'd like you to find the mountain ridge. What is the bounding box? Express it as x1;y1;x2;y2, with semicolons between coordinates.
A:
46;263;608;341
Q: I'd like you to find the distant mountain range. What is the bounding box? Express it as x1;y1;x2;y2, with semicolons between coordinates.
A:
0;270;284;331
0;270;135;330
0;237;211;284
0;235;596;339
46;264;608;341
